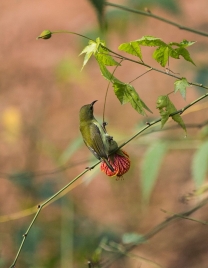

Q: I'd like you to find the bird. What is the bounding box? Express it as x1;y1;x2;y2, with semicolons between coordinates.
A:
79;100;114;172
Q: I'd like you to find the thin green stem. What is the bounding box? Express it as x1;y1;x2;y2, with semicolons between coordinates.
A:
105;2;208;38
51;30;93;41
129;68;153;84
103;59;123;124
9;167;97;268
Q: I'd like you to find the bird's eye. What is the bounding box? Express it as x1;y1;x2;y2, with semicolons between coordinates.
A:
90;105;93;110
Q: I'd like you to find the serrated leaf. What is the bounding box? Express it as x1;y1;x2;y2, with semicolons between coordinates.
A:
96;52;120;66
179;40;196;47
141;142;168;203
169;40;195;47
156;95;186;133
175;47;195;65
80;38;107;69
174;77;190;99
113;82;152;115
136;36;166;47
192;141;208;187
122;233;146;245
118;41;142;60
153;46;169;67
80;41;97;69
98;62;121;83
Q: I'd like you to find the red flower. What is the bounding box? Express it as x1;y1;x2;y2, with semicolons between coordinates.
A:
100;150;130;178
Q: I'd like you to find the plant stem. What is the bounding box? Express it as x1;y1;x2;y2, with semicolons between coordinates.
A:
105;2;208;38
9;167;96;268
101;197;208;267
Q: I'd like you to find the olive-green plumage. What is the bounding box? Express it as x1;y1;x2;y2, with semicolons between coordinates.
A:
79;100;114;172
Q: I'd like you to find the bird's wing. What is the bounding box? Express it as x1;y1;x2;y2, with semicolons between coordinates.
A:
88;123;108;159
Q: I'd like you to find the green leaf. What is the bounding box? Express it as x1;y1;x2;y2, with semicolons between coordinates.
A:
80;40;97;69
179;40;196;47
169;40;195;47
96;52;120;66
113;82;152;115
156;95;186;133
192;141;208;187
141;142;168;203
122;233;146;245
98;62;121;83
80;37;121;69
175;47;195;65
118;41;142;60
153;46;170;67
174;77;190;99
136;36;166;47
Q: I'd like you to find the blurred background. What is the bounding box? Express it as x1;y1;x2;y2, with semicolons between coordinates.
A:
1;0;208;267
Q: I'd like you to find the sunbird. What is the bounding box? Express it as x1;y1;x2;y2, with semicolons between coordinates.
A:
79;100;114;172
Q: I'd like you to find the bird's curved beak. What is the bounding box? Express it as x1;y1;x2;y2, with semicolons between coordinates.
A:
91;100;98;106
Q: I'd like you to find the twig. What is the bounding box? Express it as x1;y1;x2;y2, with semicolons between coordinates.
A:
9;167;95;268
105;2;208;38
101;197;208;267
161;209;208;225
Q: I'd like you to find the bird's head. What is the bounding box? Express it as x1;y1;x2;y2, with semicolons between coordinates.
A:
79;100;98;121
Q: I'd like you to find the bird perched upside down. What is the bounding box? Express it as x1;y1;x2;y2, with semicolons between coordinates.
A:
79;100;130;178
79;100;114;172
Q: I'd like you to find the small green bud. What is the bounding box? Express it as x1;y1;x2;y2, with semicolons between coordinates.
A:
37;30;52;40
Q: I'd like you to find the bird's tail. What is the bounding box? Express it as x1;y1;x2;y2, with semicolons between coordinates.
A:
102;158;114;172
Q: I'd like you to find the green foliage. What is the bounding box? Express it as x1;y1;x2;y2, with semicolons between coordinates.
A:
119;41;142;60
113;82;152;115
174;77;190;99
156;95;186;134
97;61;121;83
192;141;208;187
119;36;195;67
141;142;168;203
80;38;152;115
80;38;120;69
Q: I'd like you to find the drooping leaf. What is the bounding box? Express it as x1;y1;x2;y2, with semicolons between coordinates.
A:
141;142;168;203
175;47;195;65
118;41;142;60
113;82;152;115
156;95;186;133
192;141;208;187
122;233;146;245
98;62;121;83
153;46;170;67
174;77;190;99
96;50;120;66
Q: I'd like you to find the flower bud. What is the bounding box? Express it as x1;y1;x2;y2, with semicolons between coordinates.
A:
37;30;52;40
